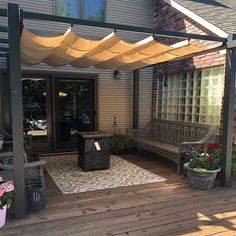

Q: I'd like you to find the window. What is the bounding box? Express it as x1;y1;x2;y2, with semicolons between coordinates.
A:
55;0;106;22
156;66;225;126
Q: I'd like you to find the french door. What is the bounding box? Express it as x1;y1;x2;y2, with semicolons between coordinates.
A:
22;76;95;152
22;76;52;151
54;78;95;149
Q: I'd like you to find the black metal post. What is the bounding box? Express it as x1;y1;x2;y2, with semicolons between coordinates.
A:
221;34;236;187
133;70;139;129
8;3;26;218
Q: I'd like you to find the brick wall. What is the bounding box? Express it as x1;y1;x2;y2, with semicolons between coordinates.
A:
152;0;226;126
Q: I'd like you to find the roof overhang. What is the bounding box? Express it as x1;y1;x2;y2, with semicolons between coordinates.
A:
163;0;228;38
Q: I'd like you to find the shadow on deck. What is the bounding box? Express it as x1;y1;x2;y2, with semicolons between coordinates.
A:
1;151;236;236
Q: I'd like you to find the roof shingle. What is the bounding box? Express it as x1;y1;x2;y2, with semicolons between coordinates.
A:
173;0;236;34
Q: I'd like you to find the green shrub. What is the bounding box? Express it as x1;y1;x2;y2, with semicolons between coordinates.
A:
110;135;134;155
232;159;236;175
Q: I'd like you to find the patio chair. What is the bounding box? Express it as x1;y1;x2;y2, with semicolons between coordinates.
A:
0;151;45;188
0;149;46;212
0;135;3;150
0;128;32;152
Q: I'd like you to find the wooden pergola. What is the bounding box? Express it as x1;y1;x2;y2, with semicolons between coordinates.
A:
0;3;235;219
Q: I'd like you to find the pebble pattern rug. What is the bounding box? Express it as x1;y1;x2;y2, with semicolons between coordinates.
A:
40;154;166;194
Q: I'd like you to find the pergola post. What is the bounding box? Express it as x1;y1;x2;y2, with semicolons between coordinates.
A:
8;3;26;218
133;70;139;129
221;34;236;187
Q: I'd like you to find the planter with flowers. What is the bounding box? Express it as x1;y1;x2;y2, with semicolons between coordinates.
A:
0;178;14;228
184;143;221;190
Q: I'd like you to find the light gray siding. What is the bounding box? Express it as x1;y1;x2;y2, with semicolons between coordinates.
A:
0;0;153;130
139;67;153;128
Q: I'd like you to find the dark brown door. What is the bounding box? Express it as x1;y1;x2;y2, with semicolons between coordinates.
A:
54;78;95;149
22;76;52;152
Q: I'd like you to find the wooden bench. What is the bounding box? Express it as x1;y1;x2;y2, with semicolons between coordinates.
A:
129;119;215;174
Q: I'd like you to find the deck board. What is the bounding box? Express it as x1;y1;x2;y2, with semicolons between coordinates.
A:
1;151;236;236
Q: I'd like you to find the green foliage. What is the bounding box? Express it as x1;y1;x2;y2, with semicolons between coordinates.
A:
188;150;221;171
0;191;14;209
232;159;236;175
110;135;134;155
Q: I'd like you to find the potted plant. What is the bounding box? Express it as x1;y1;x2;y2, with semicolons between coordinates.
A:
0;178;14;228
184;143;221;190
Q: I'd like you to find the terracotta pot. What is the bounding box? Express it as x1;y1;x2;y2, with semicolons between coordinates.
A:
184;163;221;190
0;205;7;228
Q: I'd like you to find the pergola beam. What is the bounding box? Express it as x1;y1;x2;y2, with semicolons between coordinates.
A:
20;11;227;43
8;3;26;219
221;34;236;187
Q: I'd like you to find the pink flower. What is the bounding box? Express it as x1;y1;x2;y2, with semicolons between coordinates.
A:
0;188;5;198
0;181;14;193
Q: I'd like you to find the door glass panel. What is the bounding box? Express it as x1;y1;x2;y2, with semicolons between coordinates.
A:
57;79;94;148
22;78;48;141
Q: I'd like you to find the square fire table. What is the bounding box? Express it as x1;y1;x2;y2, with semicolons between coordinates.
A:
77;131;112;171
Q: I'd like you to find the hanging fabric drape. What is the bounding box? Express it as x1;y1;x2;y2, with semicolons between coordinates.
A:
21;28;209;70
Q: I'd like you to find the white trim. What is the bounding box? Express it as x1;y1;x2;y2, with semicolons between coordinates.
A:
171;39;189;48
163;0;228;38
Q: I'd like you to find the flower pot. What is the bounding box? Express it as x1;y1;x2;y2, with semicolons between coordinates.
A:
0;205;7;228
184;163;221;190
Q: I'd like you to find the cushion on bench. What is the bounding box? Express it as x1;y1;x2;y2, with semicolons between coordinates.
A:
133;137;179;163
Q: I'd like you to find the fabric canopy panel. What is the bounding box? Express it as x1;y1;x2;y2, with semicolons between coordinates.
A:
21;28;209;71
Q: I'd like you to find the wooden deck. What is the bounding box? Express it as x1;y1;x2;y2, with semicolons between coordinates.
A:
2;151;236;236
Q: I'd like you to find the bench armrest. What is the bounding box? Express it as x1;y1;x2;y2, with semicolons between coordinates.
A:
179;126;215;154
24;160;45;168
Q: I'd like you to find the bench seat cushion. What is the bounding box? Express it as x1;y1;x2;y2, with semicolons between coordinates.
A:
132;137;179;163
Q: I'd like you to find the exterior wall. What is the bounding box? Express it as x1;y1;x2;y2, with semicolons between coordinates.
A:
0;0;154;132
152;0;226;124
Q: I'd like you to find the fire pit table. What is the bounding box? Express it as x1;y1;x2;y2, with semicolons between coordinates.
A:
77;131;112;171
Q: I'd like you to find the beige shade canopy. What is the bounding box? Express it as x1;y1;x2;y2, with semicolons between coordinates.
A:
21;28;209;71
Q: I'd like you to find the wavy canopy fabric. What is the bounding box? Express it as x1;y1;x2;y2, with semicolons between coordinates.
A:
21;28;208;71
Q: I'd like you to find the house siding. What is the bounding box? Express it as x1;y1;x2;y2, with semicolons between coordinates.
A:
153;0;229;136
0;0;153;132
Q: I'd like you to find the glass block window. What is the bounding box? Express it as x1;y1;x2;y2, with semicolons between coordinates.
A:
156;66;224;126
55;0;106;22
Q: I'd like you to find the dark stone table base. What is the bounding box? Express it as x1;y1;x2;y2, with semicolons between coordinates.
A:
77;132;112;171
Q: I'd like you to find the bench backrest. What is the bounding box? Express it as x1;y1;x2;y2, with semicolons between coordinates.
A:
148;119;212;145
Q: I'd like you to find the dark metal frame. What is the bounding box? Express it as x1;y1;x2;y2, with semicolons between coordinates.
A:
7;3;26;218
21;11;226;43
0;3;236;218
221;34;236;187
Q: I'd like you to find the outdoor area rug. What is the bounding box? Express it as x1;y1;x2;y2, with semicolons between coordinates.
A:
40;154;166;194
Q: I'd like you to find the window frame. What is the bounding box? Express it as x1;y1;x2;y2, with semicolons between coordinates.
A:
155;66;224;126
54;0;108;22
